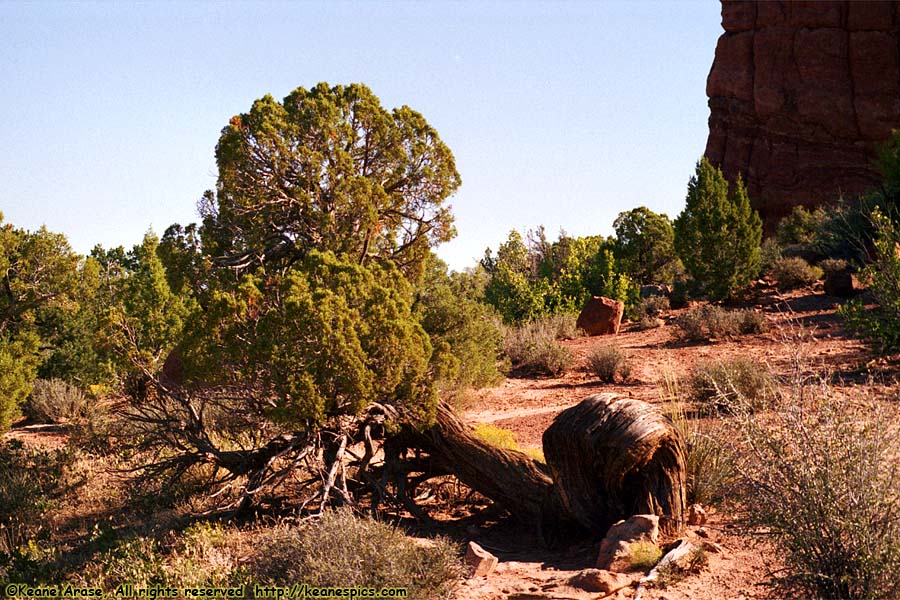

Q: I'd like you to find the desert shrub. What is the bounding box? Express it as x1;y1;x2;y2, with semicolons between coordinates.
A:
637;315;663;330
687;357;776;413
627;541;663;571
674;305;769;342
416;256;505;392
727;381;900;599
737;309;769;334
24;378;88;424
668;276;694;309
634;296;670;320
0;441;68;558
771;257;823;291
503;317;574;376
250;508;461;598
776;205;830;247
546;312;582;340
839;209;900;352
587;345;631;383
819;257;849;275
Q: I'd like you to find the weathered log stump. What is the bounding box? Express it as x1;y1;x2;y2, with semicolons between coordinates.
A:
402;394;686;543
543;393;687;535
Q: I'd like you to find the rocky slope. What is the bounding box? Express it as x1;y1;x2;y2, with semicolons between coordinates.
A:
705;0;900;228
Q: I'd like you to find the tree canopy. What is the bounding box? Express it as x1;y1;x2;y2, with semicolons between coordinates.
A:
202;82;460;278
613;206;679;285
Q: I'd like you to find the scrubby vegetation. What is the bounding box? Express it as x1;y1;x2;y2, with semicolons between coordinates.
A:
674;305;768;342
771;256;822;290
503;315;575;376
725;379;900;599
839;209;900;352
587;345;631;383
687;357;777;413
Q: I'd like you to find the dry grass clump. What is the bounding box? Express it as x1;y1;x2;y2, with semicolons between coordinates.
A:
250;508;461;597
474;423;545;463
24;379;89;424
627;541;663;571
687;357;777;413
473;423;518;450
661;371;737;506
587;345;631;383
771;257;823;290
674;305;768;342
503;316;574;376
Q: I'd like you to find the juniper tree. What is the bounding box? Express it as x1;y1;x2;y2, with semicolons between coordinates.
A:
674;158;762;301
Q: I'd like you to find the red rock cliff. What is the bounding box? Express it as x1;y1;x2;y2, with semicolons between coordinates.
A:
705;0;900;228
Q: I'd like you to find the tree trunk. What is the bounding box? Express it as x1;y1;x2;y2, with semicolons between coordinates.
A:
415;402;566;526
415;393;686;540
543;393;687;535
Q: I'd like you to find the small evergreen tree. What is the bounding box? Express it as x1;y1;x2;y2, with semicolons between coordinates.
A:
674;158;762;300
613;206;679;285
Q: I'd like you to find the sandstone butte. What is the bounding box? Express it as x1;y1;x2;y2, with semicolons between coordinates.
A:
705;0;900;230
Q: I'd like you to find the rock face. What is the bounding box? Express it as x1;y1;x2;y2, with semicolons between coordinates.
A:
576;296;624;336
705;0;900;229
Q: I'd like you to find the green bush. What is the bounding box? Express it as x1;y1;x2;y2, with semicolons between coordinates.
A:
674;158;763;300
587;345;631;383
503;316;574;376
728;381;900;599
771;257;823;291
839;209;900;352
416;256;505;392
687;357;776;413
250;509;461;598
776;205;829;247
24;379;88;424
674;305;769;342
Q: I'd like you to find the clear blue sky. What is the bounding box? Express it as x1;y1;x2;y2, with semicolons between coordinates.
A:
1;1;722;270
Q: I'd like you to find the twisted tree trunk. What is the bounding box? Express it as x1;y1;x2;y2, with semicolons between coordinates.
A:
543;393;687;535
418;393;686;539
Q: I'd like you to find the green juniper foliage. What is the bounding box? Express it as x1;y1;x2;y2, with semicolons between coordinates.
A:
674;158;762;301
613;206;680;285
